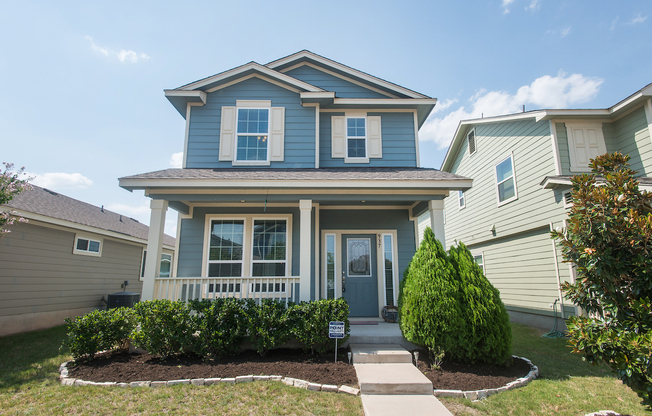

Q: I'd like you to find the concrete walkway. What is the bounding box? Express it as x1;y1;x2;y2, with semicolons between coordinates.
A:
350;344;453;416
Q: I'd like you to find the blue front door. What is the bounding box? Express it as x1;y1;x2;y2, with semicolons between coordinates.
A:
342;234;378;317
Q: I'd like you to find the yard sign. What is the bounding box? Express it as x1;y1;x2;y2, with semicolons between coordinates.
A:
329;321;345;363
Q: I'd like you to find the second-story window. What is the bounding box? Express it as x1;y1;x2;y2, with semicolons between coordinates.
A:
236;108;269;162
347;117;367;159
495;153;517;205
458;190;465;209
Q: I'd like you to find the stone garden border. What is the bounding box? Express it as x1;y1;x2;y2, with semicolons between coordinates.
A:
433;355;539;401
58;360;360;396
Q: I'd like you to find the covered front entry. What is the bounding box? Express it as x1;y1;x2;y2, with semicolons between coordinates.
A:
342;234;378;317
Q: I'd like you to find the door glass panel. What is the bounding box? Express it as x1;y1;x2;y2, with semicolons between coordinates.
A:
347;238;371;277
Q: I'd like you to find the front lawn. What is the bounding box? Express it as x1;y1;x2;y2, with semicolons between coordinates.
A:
0;325;363;416
441;323;648;416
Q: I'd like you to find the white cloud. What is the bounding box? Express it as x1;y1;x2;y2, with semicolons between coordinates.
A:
420;72;603;148
85;36;150;64
560;26;571;37
432;98;458;114
30;172;93;190
525;0;540;11
630;13;647;25
170;152;183;168
501;0;515;13
611;17;619;31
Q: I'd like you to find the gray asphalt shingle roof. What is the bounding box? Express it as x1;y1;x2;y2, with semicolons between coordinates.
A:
4;185;175;247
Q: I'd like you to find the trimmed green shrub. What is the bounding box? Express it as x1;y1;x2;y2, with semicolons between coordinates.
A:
189;297;248;358
291;298;350;355
551;152;652;408
131;299;196;357
245;299;291;357
63;307;136;359
399;227;511;365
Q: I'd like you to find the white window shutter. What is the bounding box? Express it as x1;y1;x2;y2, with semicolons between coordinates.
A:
367;116;382;158
269;107;285;162
331;116;345;158
567;123;606;172
219;106;236;161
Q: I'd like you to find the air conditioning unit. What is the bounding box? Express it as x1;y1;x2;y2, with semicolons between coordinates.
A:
107;292;141;309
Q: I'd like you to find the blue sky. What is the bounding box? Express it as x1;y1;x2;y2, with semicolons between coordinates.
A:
1;0;651;234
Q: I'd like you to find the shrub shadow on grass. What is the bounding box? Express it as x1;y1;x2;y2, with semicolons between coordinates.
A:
0;325;70;389
510;323;614;381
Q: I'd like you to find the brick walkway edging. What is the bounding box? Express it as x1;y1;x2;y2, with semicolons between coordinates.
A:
433;355;539;401
58;360;360;396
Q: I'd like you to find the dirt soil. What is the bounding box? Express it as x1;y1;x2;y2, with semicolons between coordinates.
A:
415;349;532;391
68;348;532;391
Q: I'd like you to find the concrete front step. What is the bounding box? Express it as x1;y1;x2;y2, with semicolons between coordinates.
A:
361;394;453;416
350;344;413;364
354;363;433;395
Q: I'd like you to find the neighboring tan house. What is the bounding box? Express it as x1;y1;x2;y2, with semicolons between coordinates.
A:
119;50;471;318
0;185;175;336
432;82;652;330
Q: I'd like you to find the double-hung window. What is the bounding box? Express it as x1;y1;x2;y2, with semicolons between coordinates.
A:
473;253;485;273
495;153;517;205
236;108;269;163
347;117;367;159
252;219;287;277
73;236;101;256
458;191;465;209
208;220;245;278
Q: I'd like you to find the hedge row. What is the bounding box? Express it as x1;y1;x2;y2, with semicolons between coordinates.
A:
63;298;350;360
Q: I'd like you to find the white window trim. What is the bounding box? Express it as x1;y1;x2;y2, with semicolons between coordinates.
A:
233;107;271;166
495;152;518;206
249;217;291;278
381;233;397;307
565;121;606;173
140;249;174;280
202;214;293;279
73;235;102;257
204;217;247;279
473;252;485;273
467;128;477;156
344;116;369;164
160;253;172;278
458;190;466;210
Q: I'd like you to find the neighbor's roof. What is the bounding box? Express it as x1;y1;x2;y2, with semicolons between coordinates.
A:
3;185;175;247
441;82;652;172
119;167;472;191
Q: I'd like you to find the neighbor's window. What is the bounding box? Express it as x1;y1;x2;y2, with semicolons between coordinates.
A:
236;108;269;162
160;254;172;278
73;236;101;256
495;153;517;204
458;190;465;209
473;253;484;273
347;117;366;158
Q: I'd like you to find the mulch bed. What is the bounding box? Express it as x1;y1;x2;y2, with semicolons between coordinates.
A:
68;348;532;391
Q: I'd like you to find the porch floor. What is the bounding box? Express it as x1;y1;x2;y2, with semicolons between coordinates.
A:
345;318;418;350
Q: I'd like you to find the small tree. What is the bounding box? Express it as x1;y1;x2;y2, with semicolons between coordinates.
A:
399;227;511;365
0;162;32;237
551;152;652;408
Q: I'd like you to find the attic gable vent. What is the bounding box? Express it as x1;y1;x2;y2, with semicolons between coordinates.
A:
468;130;476;155
563;191;573;207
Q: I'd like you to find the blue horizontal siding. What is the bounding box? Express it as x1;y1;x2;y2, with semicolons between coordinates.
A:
285;65;389;99
319;112;417;167
185;77;315;169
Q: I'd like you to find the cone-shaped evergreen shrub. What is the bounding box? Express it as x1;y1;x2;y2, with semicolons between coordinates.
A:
399;227;511;365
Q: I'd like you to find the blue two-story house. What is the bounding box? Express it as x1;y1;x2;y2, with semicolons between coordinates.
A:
119;50;471;318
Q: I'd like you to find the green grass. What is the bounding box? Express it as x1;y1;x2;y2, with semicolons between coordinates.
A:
0;326;363;416
440;324;648;416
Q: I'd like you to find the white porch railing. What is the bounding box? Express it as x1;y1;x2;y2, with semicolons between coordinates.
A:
153;277;300;304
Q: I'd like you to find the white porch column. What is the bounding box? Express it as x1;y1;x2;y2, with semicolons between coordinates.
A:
142;199;168;301
429;199;446;250
299;199;312;302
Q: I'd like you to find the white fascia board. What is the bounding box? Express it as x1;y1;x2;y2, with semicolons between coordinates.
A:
120;178;473;191
536;109;612;122
332;98;438;106
300;91;336;99
265;50;430;99
176;62;324;93
0;207;175;249
540;177;572;189
163;90;207;103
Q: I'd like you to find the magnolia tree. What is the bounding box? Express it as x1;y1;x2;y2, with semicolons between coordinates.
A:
551;152;652;408
0;162;32;237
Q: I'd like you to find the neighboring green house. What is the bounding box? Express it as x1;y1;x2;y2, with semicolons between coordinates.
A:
119;50;472;318
0;185;175;336
433;83;652;330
